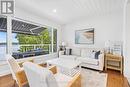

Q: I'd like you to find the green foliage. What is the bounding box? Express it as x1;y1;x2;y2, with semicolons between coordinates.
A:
53;29;57;44
16;28;51;44
16;28;51;52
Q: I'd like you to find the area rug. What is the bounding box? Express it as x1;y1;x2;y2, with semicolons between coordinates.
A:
81;69;108;87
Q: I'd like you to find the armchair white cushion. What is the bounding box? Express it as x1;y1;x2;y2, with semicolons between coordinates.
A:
23;62;58;87
23;62;81;87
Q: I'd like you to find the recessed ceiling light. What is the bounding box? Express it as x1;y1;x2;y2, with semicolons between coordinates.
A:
53;9;57;13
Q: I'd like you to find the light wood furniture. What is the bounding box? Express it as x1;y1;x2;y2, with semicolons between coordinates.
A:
15;69;28;87
23;62;81;87
105;53;123;74
7;57;46;87
18;59;34;67
67;73;81;87
16;64;57;87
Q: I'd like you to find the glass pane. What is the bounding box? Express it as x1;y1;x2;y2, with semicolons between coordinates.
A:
0;32;7;61
12;27;52;59
53;29;57;52
0;17;7;62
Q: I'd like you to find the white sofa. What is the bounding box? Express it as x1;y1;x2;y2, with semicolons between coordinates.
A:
59;48;104;71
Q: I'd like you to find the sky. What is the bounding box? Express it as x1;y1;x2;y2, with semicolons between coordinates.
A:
0;32;18;43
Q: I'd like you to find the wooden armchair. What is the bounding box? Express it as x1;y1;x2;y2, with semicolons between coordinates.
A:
15;64;57;87
18;59;34;67
6;55;46;87
22;62;81;87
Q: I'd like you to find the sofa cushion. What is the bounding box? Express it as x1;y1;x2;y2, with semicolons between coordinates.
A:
90;51;96;59
60;55;77;60
71;47;81;56
76;57;99;65
81;49;92;58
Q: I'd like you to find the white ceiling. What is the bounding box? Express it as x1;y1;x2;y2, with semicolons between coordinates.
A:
16;0;125;25
128;0;130;3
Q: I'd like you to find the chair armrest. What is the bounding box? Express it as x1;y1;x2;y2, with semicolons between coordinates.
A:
98;53;104;63
49;66;57;74
37;63;57;74
18;59;34;67
98;53;104;71
59;51;64;56
15;69;28;87
38;63;47;67
67;72;81;87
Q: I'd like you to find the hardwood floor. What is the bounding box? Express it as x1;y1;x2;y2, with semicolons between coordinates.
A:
106;70;129;87
0;74;15;87
0;69;129;87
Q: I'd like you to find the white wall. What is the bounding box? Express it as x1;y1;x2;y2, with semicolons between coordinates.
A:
124;2;130;83
62;11;123;48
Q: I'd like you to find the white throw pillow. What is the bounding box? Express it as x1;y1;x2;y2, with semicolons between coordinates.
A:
81;49;92;58
90;52;96;59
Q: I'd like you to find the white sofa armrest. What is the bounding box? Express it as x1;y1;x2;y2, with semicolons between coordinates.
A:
59;51;64;56
98;53;104;71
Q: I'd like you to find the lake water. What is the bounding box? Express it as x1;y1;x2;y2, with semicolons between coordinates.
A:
0;45;20;61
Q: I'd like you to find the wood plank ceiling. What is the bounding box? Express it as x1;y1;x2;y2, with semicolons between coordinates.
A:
16;0;125;24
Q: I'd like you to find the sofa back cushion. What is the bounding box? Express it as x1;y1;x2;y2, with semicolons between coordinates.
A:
81;49;92;58
81;48;104;59
71;47;81;56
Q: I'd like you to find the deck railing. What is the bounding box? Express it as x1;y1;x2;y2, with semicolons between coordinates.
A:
16;44;52;53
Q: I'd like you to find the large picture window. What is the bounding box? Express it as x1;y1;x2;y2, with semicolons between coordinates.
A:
12;28;53;59
0;17;57;61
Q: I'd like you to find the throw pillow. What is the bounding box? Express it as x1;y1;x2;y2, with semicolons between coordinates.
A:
90;51;96;59
64;48;72;55
95;51;100;59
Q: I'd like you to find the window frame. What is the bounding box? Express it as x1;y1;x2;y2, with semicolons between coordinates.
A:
0;16;58;60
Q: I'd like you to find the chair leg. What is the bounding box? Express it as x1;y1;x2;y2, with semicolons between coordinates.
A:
13;80;16;87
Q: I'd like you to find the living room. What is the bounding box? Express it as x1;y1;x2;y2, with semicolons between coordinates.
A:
0;0;130;87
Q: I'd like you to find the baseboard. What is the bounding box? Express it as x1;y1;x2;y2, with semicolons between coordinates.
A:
126;77;130;87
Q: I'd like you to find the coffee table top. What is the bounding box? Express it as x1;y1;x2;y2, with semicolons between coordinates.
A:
46;58;81;69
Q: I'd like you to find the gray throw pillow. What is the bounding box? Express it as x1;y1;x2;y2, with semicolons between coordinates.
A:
95;51;100;59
